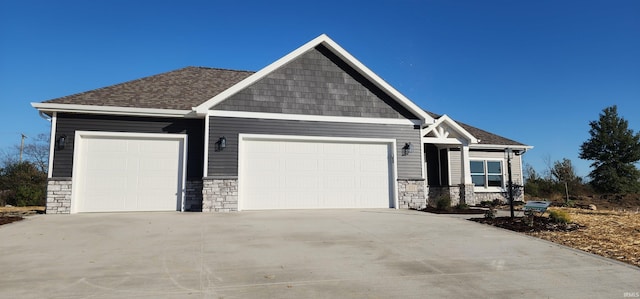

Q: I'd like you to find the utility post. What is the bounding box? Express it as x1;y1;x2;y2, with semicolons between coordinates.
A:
507;149;515;219
20;133;27;162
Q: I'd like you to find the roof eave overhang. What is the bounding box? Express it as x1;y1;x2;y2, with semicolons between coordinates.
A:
192;34;433;124
470;144;534;150
31;103;198;118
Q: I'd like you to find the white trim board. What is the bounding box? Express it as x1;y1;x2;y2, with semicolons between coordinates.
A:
70;131;188;214
203;115;211;177
32;103;194;118
209;110;421;126
47;112;57;178
194;34;433;123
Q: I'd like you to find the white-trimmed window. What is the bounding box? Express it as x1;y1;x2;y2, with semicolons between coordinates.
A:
470;160;503;188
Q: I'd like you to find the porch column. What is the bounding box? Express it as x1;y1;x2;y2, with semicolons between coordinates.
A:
459;143;476;204
460;143;472;184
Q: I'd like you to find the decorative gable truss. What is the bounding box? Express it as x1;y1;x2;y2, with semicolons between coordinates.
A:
422;114;478;145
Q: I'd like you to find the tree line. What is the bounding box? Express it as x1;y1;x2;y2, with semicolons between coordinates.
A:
525;105;640;199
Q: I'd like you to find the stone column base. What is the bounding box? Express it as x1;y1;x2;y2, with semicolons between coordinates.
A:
459;184;476;205
397;179;426;209
202;178;238;212
46;178;72;214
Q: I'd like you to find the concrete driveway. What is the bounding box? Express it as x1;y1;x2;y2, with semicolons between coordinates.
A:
1;210;638;298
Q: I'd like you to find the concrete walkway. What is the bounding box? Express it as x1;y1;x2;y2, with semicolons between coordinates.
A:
0;210;638;298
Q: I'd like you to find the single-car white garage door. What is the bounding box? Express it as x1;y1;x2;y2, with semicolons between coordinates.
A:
240;136;394;210
72;132;186;213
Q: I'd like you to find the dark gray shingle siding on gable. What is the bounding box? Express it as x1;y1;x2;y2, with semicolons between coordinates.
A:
213;45;418;119
44;67;253;110
208;117;422;179
52;114;204;179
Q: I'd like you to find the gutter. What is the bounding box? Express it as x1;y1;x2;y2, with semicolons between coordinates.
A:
31;103;198;118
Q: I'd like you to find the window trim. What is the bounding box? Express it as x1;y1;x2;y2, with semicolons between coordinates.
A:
470;159;505;192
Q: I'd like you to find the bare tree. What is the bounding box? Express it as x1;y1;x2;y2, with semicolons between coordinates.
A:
1;133;49;172
20;133;50;173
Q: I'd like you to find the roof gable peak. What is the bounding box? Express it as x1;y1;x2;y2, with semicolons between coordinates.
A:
193;34;432;122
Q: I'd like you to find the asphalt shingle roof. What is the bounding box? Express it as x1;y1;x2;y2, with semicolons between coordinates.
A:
42;66;527;147
44;67;254;110
424;110;526;146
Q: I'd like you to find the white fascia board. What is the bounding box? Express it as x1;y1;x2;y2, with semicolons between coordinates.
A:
210;110;421;126
470;144;534;150
32;102;195;118
422;114;478;144
193;34;433;124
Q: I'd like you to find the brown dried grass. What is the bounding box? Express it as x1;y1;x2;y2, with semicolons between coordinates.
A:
528;207;640;267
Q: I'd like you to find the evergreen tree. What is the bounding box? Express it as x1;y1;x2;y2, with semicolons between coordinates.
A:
579;105;640;193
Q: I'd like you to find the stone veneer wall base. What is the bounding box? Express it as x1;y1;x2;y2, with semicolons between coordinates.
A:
46;178;72;214
202;178;238;212
397;179;427;209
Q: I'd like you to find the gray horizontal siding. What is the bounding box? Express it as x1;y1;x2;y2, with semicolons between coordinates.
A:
208;117;422;179
52;113;204;179
448;149;523;185
449;149;462;185
213;45;418;119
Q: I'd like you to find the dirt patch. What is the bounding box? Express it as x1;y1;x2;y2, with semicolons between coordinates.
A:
528;208;640;268
471;207;640;268
0;206;45;226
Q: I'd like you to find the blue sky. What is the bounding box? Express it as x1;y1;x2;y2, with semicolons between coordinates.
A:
1;0;638;177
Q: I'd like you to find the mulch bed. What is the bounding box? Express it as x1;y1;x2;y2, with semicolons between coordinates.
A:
419;206;487;214
470;216;583;233
0;216;23;226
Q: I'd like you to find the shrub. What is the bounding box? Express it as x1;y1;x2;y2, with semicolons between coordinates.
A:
484;208;496;219
455;203;469;210
479;200;493;208
548;210;571;224
0;162;46;206
480;199;502;208
563;199;575;208
435;195;452;211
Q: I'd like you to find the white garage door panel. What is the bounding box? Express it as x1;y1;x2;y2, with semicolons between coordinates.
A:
75;134;184;213
242;138;392;210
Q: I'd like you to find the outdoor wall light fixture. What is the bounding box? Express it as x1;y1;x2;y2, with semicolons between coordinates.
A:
57;135;66;150
216;136;227;151
402;142;413;156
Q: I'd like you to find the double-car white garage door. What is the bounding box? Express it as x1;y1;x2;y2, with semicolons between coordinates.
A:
72;132;186;213
240;136;394;210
